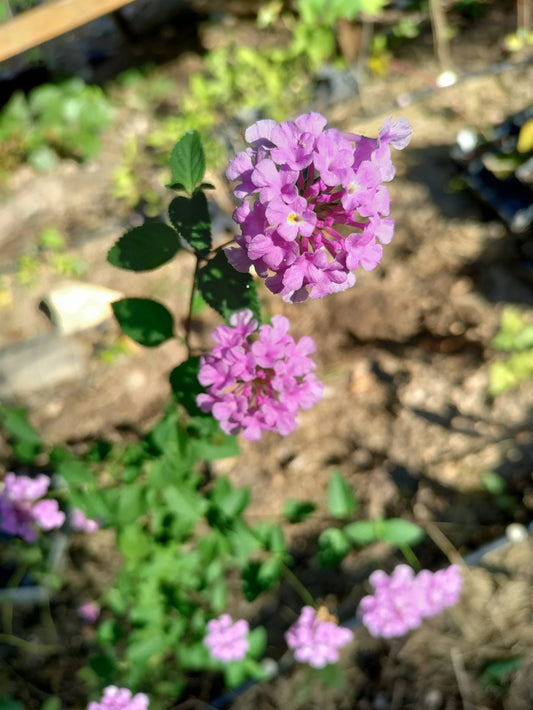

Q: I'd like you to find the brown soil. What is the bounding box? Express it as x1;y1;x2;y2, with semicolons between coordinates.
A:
1;1;533;708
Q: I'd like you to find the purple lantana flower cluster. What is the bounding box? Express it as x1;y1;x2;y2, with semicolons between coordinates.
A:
203;614;250;662
0;472;65;542
285;606;353;668
196;309;323;440
358;564;463;638
225;112;412;302
87;686;149;710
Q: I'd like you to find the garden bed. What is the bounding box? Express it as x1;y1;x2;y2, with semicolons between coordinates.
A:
0;0;532;707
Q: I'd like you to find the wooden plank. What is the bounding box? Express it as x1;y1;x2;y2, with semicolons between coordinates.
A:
0;0;135;63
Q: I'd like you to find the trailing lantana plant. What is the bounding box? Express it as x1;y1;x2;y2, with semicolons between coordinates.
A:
0;113;465;707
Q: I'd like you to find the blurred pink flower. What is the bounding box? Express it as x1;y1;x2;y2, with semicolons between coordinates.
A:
0;472;65;542
87;686;149;710
358;564;463;638
78;602;100;624
286;606;353;668
204;614;249;662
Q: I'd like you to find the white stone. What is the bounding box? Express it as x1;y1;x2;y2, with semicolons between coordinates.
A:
41;280;123;335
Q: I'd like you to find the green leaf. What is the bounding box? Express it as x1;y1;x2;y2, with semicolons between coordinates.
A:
326;471;357;519
2;407;42;449
481;471;507;496
223;660;248;688
317;528;351;568
169;130;206;194
188;415;240;461
170;356;204;416
126;629;169;667
242;557;282;600
112;297;174;347
197;250;260;322
343;520;377;546
162;483;207;529
248;626;267;659
97;618;122;646
116;483;146;525
480;657;524;690
168;191;212;255
283;498;317;523
107;223;180;271
56;458;94;486
117;525;152;564
377;518;425;547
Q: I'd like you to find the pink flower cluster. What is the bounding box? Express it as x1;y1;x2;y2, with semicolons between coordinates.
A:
87;687;149;710
358;564;463;638
225;112;411;302
285;606;353;668
204;614;250;662
197;309;323;440
0;472;65;542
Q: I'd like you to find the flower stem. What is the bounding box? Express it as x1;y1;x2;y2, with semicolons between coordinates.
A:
281;563;316;608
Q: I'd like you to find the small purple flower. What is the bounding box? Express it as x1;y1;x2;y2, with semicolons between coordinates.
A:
204;614;250;662
285;606;353;669
197;309;323;440
0;473;65;542
71;507;99;533
226;112;411;302
87;686;149;710
358;564;463;639
78;602;100;624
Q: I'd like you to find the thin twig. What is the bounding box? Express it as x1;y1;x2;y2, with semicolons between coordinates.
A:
428;0;452;70
450;647;474;710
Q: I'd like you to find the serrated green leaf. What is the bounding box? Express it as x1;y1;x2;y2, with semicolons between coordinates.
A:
327;471;357;519
112;297;174;347
283;498;317;523
169;356;204;416
343;520;377;546
168;191;212;255
377;518;425;547
169;131;206;194
197;250;260;322
107;223;180;271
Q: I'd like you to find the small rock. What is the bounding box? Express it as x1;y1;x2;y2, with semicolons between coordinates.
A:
0;334;87;400
40;280;123;335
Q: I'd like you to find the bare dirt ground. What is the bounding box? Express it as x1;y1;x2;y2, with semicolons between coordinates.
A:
1;0;533;707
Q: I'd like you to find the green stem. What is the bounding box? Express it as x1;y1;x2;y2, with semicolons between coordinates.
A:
2;564;27;635
185;256;201;358
281;564;316;608
0;632;60;653
400;544;420;570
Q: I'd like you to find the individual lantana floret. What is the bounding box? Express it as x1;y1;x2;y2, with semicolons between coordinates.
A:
197;309;323;440
78;602;101;624
87;686;149;710
285;606;353;669
226;113;412;302
70;507;99;533
358;564;463;639
0;472;65;542
204;614;250;662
